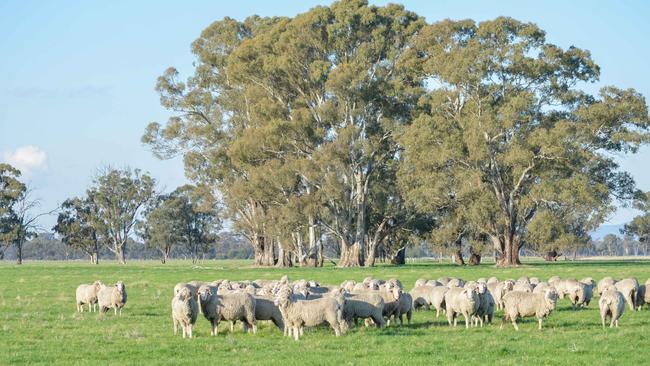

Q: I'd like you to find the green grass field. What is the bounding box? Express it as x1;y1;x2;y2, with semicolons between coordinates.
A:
1;259;649;365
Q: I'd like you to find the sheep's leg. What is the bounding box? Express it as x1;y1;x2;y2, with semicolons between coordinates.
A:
87;304;92;312
114;308;117;316
615;319;619;327
173;319;178;335
230;320;235;333
182;325;186;339
511;317;519;331
463;313;469;329
293;327;300;341
435;308;440;318
538;318;543;330
188;324;193;339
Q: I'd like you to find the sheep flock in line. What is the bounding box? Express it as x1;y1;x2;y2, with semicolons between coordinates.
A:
75;275;650;339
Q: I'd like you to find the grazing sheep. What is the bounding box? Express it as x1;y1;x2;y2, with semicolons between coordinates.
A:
426;280;442;287
597;277;617;297
486;277;499;285
97;281;127;315
171;287;198;339
532;282;551;294
76;281;103;313
493;280;515;310
444;287;479;328
410;285;439;311
500;289;558;331
274;287;343;341
579;278;596;307
474;283;495;325
395;292;413;326
356;285;402;326
555;279;586;309
197;285;257;336
341;292;385;330
599;288;625;328
250;294;285;332
615;278;639;311
635;283;648;311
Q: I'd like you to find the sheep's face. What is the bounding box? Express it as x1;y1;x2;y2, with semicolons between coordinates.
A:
198;288;212;302
476;283;487;295
504;281;515;291
462;289;475;301
93;281;104;291
116;282;125;292
274;291;291;307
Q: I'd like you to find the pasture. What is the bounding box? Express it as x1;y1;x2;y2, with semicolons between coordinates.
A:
1;259;648;365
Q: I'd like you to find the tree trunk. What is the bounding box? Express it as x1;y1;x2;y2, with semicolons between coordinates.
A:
16;239;23;265
496;231;521;267
90;252;99;265
338;238;363;267
275;240;293;268
453;248;464;265
252;235;275;266
318;228;324;267
307;216;319;267
390;246;406;265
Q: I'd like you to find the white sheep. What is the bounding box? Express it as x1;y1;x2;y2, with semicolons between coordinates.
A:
579;277;596;307
97;281;127;316
75;281;103;312
513;281;534;293
414;278;428;287
341;291;385;330
474;282;494;326
444;287;479;328
171;287;198;338
597;277;616;297
555;279;586;309
599;287;625;328
486;277;499;285
410;285;440;311
430;286;450;318
274;286;343;341
635;280;650;310
500;289;558;331
197;285;257;335
614;278;639;311
492;280;515;310
426;280;442;287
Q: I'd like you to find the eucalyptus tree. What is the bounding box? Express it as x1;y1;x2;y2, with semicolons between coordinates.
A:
622;191;650;254
53;196;102;264
399;17;649;266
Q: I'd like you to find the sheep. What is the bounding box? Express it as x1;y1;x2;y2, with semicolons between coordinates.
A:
97;281;127;315
75;281;103;313
548;275;561;285
634;283;648;311
171;287;198;338
579;278;596;307
532;282;551;294
474;283;495;326
410;285;439;311
513;281;534;293
274;287;343;341
340;292;385;330
597;277;617;297
447;278;465;288
174;283;198;297
426;280;442;287
430;286;450;318
188;280;206;289
444;287;479;328
486;277;499;285
500;289;558;331
394;292;413;326
437;277;451;286
414;278;428;287
530;277;540;287
476;278;487;284
197;285;257;336
493;280;515;310
341;280;357;293
250;294;285;332
614;278;639;311
555;279;586;309
599;288;625;328
463;281;478;290
517;276;530;284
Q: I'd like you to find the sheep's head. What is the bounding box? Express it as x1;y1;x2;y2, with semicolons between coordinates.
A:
462;288;476;303
308;280;319;288
93;281;104;291
476;282;487;295
274;287;292;307
544;288;559;305
198;286;212;302
294;284;309;299
116;281;125;293
279;275;289;284
504;280;515;291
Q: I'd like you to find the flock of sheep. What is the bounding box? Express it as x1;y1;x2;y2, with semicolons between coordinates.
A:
75;275;650;340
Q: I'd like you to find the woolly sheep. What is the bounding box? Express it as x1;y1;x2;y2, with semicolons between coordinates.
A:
354;284;402;326
76;281;103;313
555;279;586;309
437;277;451;286
446;278;465;288
394;292;413;326
341;280;357;293
579;278;596;307
97;281;127;316
341;292;385;330
426;280;442;287
274;287;343;341
430;286;450;318
599;288;625;328
174;283;198;297
486;277;499;285
197;285;257;335
444;287;479;328
414;279;428;287
410;285;439;311
597;277;617;297
532;282;551;294
530;277;540;287
171;287;198;338
548;276;561;287
474;283;495;326
493;280;515;310
615;278;639;311
476;278;487;284
500;289;558;331
250;294;285;332
513;281;533;293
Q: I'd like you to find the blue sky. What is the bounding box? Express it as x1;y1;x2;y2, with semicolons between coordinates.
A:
1;0;648;231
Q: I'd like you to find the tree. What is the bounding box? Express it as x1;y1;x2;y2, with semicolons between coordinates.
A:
399;17;650;266
0;164;26;261
53;196;101;264
139;185;221;263
622;191;650;255
90;167;155;264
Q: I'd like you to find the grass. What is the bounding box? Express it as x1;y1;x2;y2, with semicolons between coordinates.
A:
1;259;649;365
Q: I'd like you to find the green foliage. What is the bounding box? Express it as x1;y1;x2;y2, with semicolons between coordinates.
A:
0;164;26;253
53;196;101;263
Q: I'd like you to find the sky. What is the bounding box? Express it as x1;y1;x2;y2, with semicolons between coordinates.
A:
1;0;649;231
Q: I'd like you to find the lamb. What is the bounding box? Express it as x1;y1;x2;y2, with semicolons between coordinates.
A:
599;287;625;328
444;287;479;328
500;289;558;331
274;287;343;341
197;285;257;335
76;281;103;312
614;278;639;311
493;280;515;310
597;277;617;297
97;281;127;315
340;291;385;330
171;287;198;338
